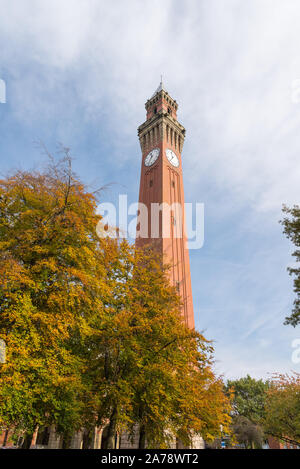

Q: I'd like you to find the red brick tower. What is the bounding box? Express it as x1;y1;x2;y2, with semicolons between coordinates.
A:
136;81;195;329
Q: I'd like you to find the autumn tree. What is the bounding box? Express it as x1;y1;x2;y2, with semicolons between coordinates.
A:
280;205;300;326
127;248;231;449
81;239;232;449
264;373;300;445
0;149;105;443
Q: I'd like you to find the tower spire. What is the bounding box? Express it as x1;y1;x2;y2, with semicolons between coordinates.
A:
151;77;168;98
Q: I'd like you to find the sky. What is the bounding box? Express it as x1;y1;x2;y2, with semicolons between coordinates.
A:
1;0;300;380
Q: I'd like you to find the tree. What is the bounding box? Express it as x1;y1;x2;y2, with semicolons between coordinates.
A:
226;375;269;425
232;416;264;449
81;241;232;448
264;373;300;444
280;205;300;326
0;149;105;441
127;247;231;448
225;375;270;449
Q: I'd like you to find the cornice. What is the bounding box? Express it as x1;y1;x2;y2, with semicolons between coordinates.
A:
138;113;185;137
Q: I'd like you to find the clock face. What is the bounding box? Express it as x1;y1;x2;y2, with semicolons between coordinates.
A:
166;149;179;167
144;148;160;167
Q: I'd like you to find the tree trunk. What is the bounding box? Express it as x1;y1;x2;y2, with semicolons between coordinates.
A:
82;430;92;449
2;428;9;447
139;425;146;449
21;432;34;449
62;433;72;449
105;408;118;449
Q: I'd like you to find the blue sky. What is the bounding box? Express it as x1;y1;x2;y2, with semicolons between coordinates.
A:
1;0;300;379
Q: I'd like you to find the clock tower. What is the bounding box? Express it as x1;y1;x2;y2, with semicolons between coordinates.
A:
136;81;195;329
